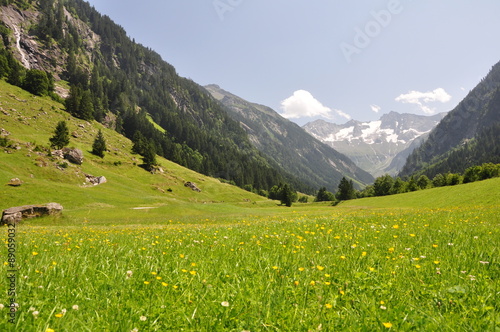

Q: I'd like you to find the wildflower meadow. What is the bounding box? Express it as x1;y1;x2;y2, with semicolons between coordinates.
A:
1;202;499;331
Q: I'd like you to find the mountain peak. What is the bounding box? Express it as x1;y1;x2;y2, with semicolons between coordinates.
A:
303;112;447;177
205;85;374;191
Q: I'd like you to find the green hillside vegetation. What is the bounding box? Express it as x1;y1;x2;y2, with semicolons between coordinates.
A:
0;80;273;224
401;61;500;177
0;0;307;194
1;168;498;331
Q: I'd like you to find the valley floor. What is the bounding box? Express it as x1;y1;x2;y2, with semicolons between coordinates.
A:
1;179;499;331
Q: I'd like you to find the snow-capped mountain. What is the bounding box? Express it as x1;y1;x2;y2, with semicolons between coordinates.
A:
303;112;447;177
204;84;374;191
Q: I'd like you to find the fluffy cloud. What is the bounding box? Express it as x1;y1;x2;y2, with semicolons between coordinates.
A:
370;104;381;113
395;88;451;114
280;90;351;120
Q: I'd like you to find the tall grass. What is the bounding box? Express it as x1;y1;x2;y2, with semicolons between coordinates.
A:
2;204;498;331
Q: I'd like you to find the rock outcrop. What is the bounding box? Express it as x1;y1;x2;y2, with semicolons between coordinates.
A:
1;203;63;225
52;148;84;165
184;181;201;192
63;147;84;165
85;174;107;186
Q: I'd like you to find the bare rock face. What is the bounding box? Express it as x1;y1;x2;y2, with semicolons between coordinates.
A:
62;147;84;165
184;181;201;192
1;203;63;225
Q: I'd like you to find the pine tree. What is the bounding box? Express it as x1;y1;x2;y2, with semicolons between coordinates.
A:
142;140;157;170
79;89;95;121
92;129;107;158
315;187;335;202
66;85;94;121
280;183;293;207
49;121;70;150
337;177;355;201
132;131;146;155
23;69;50;96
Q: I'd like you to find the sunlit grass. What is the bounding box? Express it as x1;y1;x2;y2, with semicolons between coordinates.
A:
1;80;499;331
2;204;498;331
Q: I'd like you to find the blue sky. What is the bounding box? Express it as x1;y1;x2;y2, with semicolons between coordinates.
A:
85;0;500;125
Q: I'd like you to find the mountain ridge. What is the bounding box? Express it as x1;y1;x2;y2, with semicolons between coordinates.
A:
0;0;313;193
400;60;500;177
303;111;446;177
205;84;374;191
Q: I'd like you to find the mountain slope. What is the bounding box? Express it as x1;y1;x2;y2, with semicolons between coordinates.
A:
205;85;374;191
0;80;273;223
400;61;500;177
303;112;446;177
0;0;304;192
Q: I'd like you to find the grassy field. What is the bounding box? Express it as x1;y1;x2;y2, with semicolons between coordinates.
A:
1;179;499;331
1;81;500;331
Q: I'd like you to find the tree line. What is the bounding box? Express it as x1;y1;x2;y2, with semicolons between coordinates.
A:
314;164;500;204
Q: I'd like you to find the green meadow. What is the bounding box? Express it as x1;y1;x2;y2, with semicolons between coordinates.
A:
1;81;499;331
1;181;499;331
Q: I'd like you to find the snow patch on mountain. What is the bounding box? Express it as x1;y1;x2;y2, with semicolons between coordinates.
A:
303;112;447;177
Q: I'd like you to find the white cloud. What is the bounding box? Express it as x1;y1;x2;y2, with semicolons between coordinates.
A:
336;109;352;120
370;104;381;113
280;90;351;120
395;88;451;114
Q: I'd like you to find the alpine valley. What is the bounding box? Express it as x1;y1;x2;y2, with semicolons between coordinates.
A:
1;1;500;331
205;84;374;191
303;112;447;177
0;0;372;197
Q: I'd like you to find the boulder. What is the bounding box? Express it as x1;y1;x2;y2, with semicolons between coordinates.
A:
62;147;84;165
85;173;107;186
7;178;22;187
184;181;201;192
1;203;63;225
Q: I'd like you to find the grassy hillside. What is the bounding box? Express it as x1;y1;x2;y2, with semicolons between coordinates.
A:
343;177;500;209
0;80;271;224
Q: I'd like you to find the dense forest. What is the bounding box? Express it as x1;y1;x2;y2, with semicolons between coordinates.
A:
0;0;310;193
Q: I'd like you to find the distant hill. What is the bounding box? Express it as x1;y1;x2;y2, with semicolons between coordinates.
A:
303;112;446;177
400;61;500;178
205;84;374;191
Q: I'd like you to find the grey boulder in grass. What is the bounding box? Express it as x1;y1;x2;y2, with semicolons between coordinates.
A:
1;203;63;225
